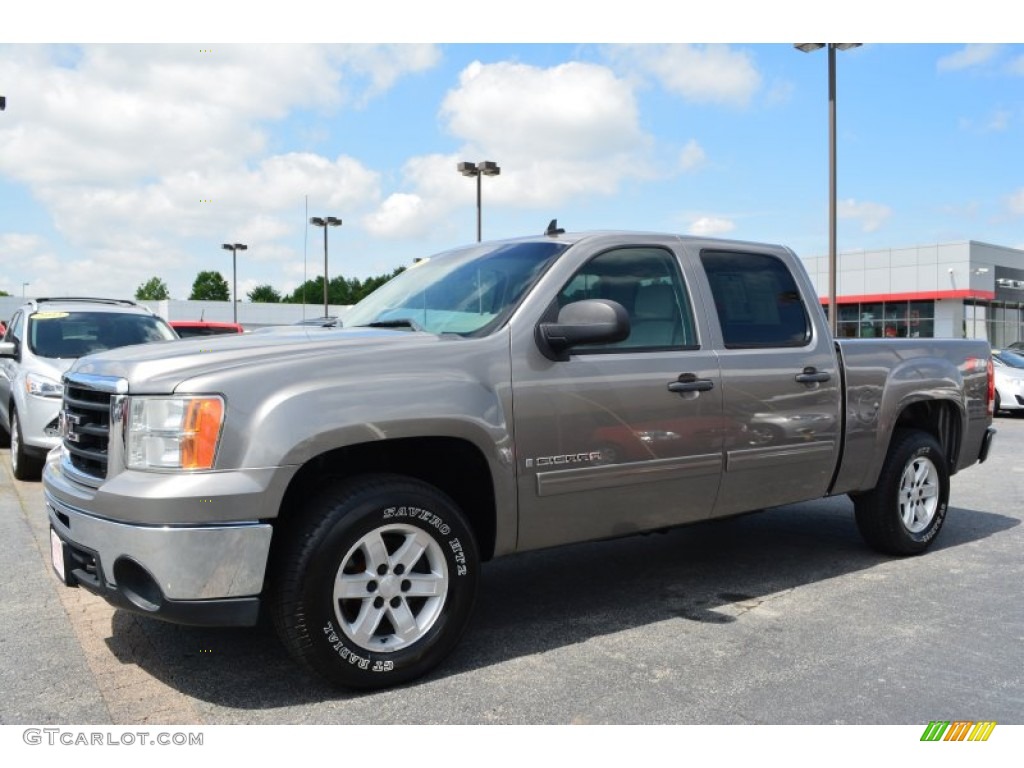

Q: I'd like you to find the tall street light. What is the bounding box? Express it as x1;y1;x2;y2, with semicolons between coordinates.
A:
795;43;861;334
220;243;247;323
21;282;29;298
457;161;501;242
309;216;342;318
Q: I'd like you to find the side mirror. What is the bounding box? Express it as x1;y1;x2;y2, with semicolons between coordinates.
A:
0;341;16;359
536;299;630;361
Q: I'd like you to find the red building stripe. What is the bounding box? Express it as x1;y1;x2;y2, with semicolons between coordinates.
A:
817;289;996;305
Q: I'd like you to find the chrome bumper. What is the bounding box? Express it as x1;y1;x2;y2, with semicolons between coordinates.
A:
46;488;272;626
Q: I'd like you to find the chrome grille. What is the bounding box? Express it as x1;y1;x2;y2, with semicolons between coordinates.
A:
62;383;113;479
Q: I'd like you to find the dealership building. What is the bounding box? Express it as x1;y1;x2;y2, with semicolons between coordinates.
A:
799;240;1024;347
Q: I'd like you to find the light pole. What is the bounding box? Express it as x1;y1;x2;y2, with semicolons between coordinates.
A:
795;43;861;334
457;161;501;242
21;282;29;298
220;243;247;323
309;216;342;318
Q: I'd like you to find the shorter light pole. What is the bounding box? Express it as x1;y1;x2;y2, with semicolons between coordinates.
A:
457;160;501;242
309;216;342;318
21;282;29;298
221;243;247;323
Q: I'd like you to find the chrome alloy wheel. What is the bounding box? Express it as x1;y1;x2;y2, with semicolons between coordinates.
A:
898;454;940;533
332;524;449;652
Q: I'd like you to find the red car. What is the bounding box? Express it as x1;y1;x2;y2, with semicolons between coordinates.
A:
169;321;244;338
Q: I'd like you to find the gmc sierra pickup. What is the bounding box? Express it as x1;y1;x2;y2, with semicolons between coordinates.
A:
43;229;996;688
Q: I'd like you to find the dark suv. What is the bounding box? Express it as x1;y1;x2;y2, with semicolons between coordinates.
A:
0;297;177;479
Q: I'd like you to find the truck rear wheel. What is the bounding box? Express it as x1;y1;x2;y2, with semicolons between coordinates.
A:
270;474;479;689
853;429;950;555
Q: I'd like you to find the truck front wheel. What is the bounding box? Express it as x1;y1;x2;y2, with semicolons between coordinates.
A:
270;474;479;689
853;429;950;556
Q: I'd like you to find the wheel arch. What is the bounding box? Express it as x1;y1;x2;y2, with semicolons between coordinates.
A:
892;397;962;471
851;396;963;496
272;436;500;563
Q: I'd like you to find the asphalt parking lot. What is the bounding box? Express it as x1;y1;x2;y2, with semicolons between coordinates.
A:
1;418;1022;726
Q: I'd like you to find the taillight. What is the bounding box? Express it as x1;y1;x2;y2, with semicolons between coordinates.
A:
987;357;995;416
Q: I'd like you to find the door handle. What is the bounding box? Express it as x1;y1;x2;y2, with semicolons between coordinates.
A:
795;367;831;384
667;374;715;394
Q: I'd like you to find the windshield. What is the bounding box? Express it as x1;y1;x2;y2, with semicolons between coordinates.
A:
29;311;177;359
344;240;569;336
994;350;1024;369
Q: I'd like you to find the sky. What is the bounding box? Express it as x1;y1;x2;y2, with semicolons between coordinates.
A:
2;3;1022;303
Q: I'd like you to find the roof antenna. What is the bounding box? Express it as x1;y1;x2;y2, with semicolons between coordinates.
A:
545;219;565;236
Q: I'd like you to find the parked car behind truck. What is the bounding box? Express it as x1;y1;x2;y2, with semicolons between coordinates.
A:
992;348;1024;415
43;231;995;689
0;298;177;480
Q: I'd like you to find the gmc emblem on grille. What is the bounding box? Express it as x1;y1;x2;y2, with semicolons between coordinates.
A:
60;410;82;442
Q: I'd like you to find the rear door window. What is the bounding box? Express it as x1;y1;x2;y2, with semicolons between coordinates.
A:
700;250;811;348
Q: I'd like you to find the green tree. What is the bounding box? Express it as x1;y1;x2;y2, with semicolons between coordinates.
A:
283;267;406;306
248;284;282;303
189;270;230;301
135;276;170;300
0;289;10;297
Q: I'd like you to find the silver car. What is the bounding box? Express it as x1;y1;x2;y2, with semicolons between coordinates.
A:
992;349;1024;416
0;297;177;479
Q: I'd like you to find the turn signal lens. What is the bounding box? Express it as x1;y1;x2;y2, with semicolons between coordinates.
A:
182;398;224;469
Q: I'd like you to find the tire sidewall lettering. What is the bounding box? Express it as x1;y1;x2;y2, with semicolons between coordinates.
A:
901;444;948;544
305;490;477;678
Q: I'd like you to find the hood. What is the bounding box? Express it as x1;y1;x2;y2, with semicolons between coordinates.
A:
66;325;444;393
29;354;76;384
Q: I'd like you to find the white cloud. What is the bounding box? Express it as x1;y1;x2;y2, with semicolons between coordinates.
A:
332;44;440;103
441;60;647;161
936;44;1002;72
0;44;437;296
679;140;707;172
363;60;655;230
37;153;379;249
364;193;430;238
1008;189;1024;216
687;216;736;236
606;44;761;108
838;199;892;233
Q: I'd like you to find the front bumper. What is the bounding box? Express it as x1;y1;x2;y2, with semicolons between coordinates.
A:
46;482;272;628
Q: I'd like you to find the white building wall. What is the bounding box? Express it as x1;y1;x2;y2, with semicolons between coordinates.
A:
934;299;963;339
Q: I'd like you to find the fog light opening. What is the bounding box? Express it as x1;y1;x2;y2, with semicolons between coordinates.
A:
113;557;164;613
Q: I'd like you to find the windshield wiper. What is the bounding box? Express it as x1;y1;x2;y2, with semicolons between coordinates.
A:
358;318;427;332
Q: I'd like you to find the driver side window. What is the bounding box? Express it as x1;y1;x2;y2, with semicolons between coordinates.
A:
556;247;697;351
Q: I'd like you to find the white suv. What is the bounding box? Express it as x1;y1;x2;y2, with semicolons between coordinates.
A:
0;298;177;479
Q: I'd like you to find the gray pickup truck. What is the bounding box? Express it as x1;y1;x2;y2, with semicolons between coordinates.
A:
44;230;996;689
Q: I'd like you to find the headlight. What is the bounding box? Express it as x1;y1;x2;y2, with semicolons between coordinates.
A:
25;373;64;398
127;396;225;471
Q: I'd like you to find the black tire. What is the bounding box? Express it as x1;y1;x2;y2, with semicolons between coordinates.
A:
10;408;45;481
853;429;950;556
994;392;1002;415
269;474;479;689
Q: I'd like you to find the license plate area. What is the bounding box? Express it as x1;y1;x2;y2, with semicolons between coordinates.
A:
51;527;68;584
